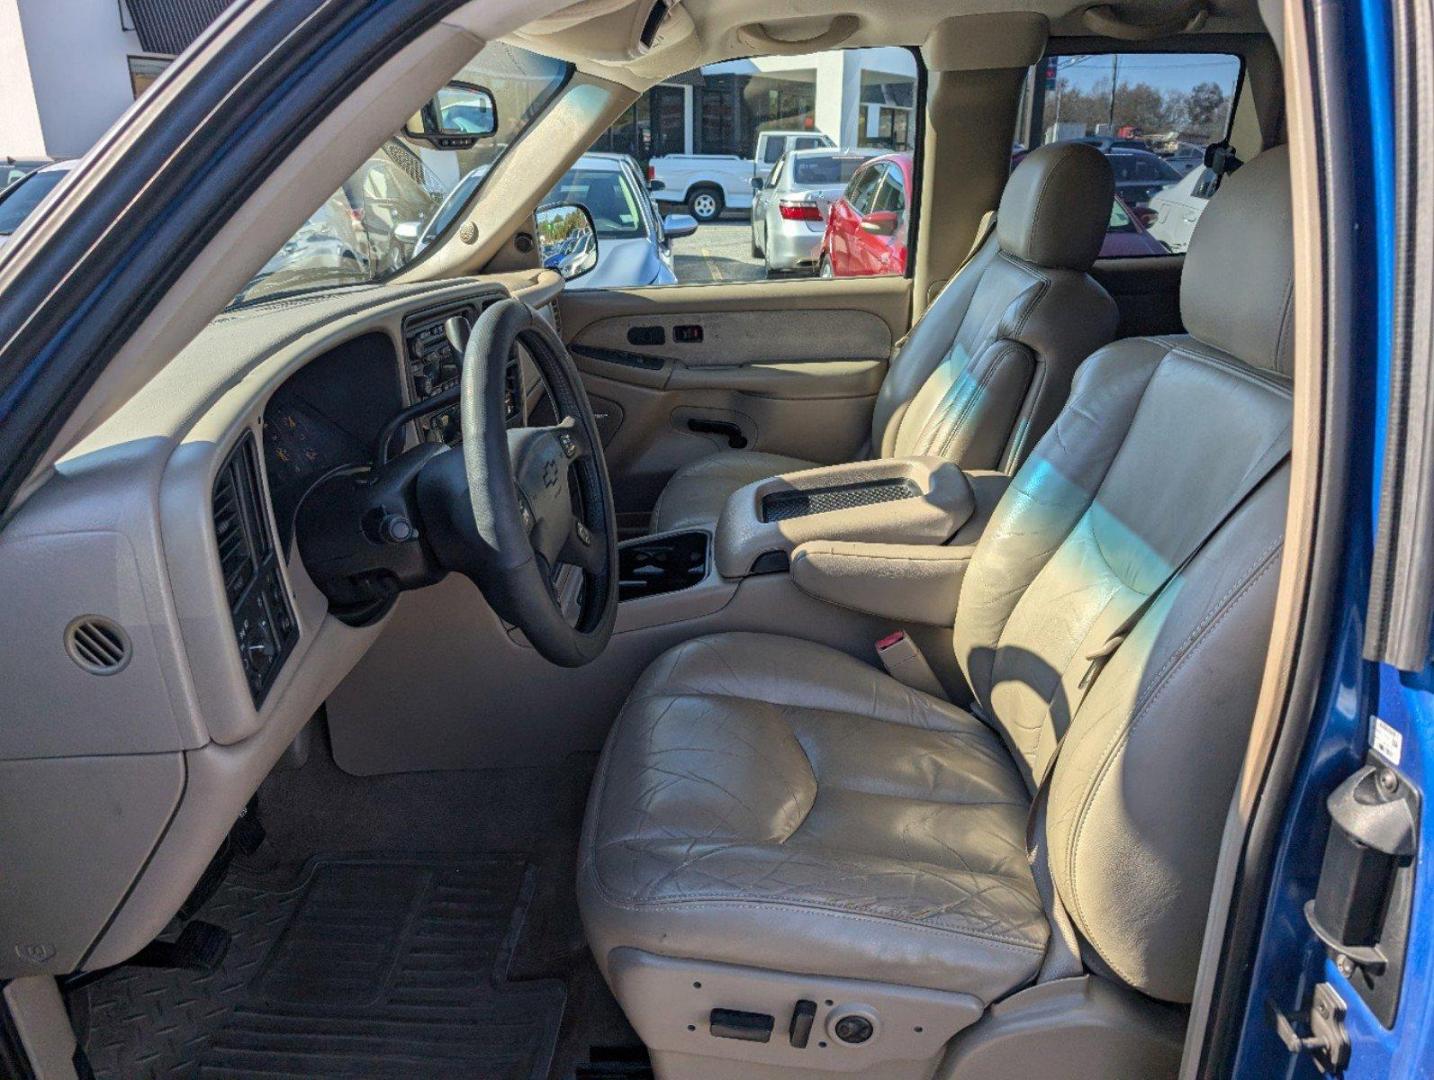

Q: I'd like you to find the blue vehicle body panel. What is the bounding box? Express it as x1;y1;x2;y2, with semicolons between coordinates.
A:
1230;2;1433;1076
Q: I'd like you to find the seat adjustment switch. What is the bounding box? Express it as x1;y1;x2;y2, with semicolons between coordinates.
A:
789;999;817;1048
709;1008;773;1043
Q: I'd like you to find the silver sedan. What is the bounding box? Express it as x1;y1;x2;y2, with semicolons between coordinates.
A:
750;149;874;276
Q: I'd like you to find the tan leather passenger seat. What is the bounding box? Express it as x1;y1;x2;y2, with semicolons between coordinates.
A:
649;141;1120;533
580;147;1293;1079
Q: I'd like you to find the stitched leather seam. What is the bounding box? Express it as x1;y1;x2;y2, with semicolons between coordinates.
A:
1165;341;1294;395
1271;276;1296;375
586;874;1048;954
933;344;1015;459
1062;542;1283;984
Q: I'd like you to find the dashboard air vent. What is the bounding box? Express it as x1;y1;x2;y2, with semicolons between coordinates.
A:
65;616;132;675
213;433;297;706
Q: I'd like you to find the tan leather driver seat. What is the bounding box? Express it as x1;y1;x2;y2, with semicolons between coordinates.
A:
649;141;1120;534
580;147;1293;1080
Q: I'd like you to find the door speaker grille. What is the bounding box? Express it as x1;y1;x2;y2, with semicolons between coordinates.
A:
65;616;132;675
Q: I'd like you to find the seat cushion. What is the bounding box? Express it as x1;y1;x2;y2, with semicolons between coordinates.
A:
649;450;815;534
578;633;1050;1005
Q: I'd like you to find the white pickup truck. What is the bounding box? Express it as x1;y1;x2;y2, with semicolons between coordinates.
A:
649;129;835;221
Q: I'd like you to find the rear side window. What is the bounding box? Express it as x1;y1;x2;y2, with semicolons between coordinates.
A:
792;155;867;185
1017;51;1243;257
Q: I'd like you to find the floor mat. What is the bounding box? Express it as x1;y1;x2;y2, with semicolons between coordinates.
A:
78;854;566;1080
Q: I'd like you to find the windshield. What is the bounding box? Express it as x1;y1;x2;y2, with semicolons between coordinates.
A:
793;155;869;186
230;42;568;308
0;170;66;235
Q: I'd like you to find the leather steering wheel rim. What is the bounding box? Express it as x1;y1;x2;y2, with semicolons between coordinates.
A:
459;298;618;666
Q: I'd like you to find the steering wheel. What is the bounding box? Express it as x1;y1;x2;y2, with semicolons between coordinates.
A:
418;299;618;666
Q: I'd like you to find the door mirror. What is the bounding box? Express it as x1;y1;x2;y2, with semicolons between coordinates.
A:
393;220;421;246
536;202;599;281
859;210;900;237
751;175;766;193
404;81;497;150
662;213;699;240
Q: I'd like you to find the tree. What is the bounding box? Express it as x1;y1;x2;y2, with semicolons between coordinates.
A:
1186;81;1229;135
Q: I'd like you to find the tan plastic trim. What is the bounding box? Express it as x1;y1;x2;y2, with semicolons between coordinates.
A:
714;456;975;580
1181;4;1323;1075
735;14;861;55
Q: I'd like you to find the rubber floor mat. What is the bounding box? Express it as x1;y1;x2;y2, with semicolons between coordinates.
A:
78;855;566;1079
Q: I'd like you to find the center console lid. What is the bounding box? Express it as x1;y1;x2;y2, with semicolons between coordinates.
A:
714;456;975;580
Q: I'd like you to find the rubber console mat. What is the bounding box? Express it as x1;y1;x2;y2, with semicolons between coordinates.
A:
77;855;566;1079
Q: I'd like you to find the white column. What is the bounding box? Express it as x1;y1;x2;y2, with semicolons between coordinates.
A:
7;0;148;159
0;0;46;158
812;50;860;148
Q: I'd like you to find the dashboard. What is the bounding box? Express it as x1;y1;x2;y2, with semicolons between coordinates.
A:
0;272;562;981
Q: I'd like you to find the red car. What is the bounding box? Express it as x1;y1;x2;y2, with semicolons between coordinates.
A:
818;152;913;277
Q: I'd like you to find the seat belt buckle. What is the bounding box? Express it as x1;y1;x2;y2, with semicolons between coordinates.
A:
876;631;946;697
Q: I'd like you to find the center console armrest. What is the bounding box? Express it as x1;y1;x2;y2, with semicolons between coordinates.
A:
788;468;1012;626
714;456;975;579
790;541;972;625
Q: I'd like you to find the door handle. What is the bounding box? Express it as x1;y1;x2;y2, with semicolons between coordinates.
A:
687;419;748;449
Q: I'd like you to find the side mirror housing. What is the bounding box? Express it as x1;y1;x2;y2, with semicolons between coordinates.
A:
661;213;699;240
751;176;766;193
404;81;497;150
536;202;600;281
393;220;421;245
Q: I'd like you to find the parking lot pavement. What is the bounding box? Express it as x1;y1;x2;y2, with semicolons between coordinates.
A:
669;218;767;285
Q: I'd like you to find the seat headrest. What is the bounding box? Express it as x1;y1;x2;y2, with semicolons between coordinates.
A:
997;142;1114;270
1181;146;1294;376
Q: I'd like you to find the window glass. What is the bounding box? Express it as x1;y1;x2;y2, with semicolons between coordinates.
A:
847;165;884;215
625;46;918;283
791;154;868;186
230;42;568;308
548;167;647;240
1017;51;1242;257
0;170;66;236
871;164;906;213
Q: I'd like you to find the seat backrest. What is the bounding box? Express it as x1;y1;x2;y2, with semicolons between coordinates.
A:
871;142;1119;472
952;147;1294;1003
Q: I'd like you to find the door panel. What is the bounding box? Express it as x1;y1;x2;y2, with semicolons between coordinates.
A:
556;276;910;517
1090;253;1185;338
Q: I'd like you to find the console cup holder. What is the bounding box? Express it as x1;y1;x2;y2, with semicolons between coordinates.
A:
619;532;709;602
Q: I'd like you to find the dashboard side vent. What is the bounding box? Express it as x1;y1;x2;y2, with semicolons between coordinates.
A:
65;616;132;675
213;433;297;706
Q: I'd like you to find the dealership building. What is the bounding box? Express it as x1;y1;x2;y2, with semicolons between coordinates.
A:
3;1;918;169
591;48;919;164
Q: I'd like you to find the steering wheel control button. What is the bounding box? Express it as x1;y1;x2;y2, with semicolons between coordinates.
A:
709;1008;773;1043
576;521;592;546
788;999;817;1048
831;1011;876;1045
559;430;579;458
377;513;417;544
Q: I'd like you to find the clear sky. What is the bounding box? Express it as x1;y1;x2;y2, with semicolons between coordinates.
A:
1054;53;1242;96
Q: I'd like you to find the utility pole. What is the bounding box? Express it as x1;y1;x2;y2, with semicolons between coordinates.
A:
1108;53;1119;129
